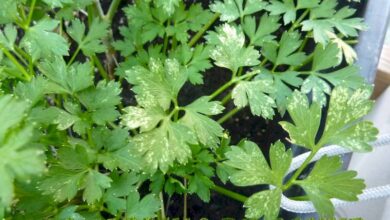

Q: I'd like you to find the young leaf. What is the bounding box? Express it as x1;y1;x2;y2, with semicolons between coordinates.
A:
232;77;276;119
210;0;267;22
0;24;17;50
181;96;224;147
297;156;365;217
154;0;180;16
21;19;69;61
83;170;112;204
67;19;109;56
243;14;281;47
262;31;307;66
207;24;260;73
126;192;160;220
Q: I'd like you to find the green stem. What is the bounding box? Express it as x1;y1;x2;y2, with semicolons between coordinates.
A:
159;192;166;220
289;9;309;32
188;13;220;47
293;53;314;71
217;108;240;124
26;0;37;28
105;0;122;23
220;93;232;106
93;0;105;20
91;55;109;80
183;178;188;220
209;80;234;100
0;46;31;80
67;47;81;66
211;185;247;203
283;150;317;190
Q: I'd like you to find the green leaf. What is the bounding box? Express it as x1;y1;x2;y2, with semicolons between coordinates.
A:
210;0;267;22
297;156;365;217
21;19;69;61
0;95;45;207
121;106;165;132
207;24;260;73
266;0;296;24
153;0;180;16
312;43;342;71
40;58;94;94
243;14;281;47
181;96;224;147
0;24;17;50
131;121;197;174
244;189;281;220
296;0;320;9
262;31;307;66
83;170;112;204
126;192;160;220
171;44;212;84
187;173;214;202
42;0;73;8
232;77;276;119
67;19;109;56
301;5;366;45
301;75;331;106
321;65;364;89
0;0;23;24
279;90;321;149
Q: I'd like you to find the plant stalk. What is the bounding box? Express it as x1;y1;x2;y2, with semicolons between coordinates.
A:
283;150;317;190
217;108;240;124
188;13;220;47
105;0;123;23
211;185;247;203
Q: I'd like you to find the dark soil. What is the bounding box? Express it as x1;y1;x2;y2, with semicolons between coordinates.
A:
98;0;367;219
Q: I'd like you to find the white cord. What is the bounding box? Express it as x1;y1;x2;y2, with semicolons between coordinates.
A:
280;134;390;213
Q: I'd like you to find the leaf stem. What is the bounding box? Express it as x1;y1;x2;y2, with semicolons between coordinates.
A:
159;192;166;220
183;178;188;220
283;149;317;190
105;0;122;23
91;55;109;80
188;13;220;47
209;80;234;100
211;185;247;203
217;108;240;124
0;45;31;81
26;0;37;28
67;47;81;66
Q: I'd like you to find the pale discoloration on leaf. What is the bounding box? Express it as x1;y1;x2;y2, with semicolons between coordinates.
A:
301;75;331;106
232;78;276;119
121;106;165;132
211;0;267;23
244;189;282;220
207;24;260;72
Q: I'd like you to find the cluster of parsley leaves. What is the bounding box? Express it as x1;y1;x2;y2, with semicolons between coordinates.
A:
0;0;378;219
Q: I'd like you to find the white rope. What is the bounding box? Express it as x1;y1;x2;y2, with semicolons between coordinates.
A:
280;134;390;213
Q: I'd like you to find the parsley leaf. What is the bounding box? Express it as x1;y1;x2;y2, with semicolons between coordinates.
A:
280;86;378;151
243;14;281;47
67;19;109;56
207;24;260;73
0;96;45;207
121;106;166;132
224;140;292;219
210;0;267;22
126;191;160;220
154;0;180;16
181;96;224;147
262;31;307;66
0;24;17;50
297;156;365;217
21;19;69;61
232;77;276;119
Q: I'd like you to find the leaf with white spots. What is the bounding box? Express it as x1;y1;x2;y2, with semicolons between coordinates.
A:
121;106;165;132
297;156;365;217
319;86;378;151
279;90;321;149
153;0;180;16
301;75;331;106
181;97;224;147
244;189;282;220
131;121;197;174
206;24;260;73
210;0;267;23
224;141;291;219
232;78;276;119
126;58;187;110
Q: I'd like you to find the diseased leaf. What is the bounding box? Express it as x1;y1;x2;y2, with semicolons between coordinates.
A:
244;189;281;220
297;156;365;217
232;77;276;119
121;106;165;132
210;0;267;22
301;75;331;106
207;24;260;73
154;0;180;16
